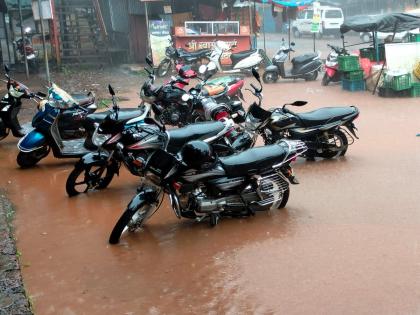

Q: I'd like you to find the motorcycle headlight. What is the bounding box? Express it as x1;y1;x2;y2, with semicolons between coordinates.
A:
92;125;110;147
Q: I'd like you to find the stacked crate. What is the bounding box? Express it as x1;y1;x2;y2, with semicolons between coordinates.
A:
380;71;413;98
339;55;365;92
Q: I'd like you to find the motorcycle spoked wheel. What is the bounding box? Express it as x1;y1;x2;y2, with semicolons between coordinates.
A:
317;129;349;159
157;59;172;77
66;164;116;197
321;72;331;86
305;71;318;81
263;71;279;84
109;189;163;244
16;146;50;168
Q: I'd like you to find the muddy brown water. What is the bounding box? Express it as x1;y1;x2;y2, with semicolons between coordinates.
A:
2;80;420;314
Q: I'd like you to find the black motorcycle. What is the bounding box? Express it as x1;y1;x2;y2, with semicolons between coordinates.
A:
157;38;211;77
263;40;322;83
0;65;45;140
66;85;238;197
243;74;359;159
109;138;307;244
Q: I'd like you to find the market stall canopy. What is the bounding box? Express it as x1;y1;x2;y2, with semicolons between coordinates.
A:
340;13;420;34
233;0;314;6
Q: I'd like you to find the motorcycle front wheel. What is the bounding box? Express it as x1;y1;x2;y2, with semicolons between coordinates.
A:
66;164;115;197
109;199;161;244
17;147;49;168
321;72;331;86
157;59;172;77
305;71;318;81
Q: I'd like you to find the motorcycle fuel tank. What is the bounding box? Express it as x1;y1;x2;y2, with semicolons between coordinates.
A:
269;111;299;130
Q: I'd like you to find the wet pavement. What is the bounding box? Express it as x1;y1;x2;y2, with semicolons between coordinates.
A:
2;79;420;314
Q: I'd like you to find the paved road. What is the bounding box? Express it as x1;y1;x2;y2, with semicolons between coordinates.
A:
1;78;420;314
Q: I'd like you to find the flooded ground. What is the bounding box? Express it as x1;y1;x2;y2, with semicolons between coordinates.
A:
2;76;420;314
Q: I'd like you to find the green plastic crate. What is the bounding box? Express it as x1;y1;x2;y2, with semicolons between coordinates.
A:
409;33;420;42
384;73;412;91
342;70;364;81
338;55;360;72
360;48;375;60
411;82;420;97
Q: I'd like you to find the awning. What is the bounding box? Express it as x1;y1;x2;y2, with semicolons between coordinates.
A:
234;0;313;7
340;13;420;34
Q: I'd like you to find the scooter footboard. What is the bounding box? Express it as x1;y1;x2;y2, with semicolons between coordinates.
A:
18;130;47;152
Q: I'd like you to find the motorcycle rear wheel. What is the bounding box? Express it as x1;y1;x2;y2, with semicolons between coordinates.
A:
66;164;115;197
109;202;159;244
17;147;49;168
319;129;348;159
157;59;172;77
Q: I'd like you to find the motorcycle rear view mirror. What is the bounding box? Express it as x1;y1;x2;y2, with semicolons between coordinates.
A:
36;91;47;98
108;84;115;96
145;56;153;68
287;101;307;107
252;68;261;82
199;65;207;74
181;93;191;102
291;42;296;46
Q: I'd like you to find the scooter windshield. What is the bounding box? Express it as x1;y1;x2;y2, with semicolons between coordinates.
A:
48;83;77;109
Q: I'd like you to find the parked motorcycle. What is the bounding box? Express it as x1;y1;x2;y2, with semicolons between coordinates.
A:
15;27;39;73
0;65;45;141
141;58;245;126
243;73;359;159
157;38;211;77
109;138;307;244
322;44;348;86
206;40;269;75
66;85;239;197
263;40;322;83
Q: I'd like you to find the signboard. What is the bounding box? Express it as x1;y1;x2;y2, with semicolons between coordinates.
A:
149;20;171;66
385;42;420;74
32;0;53;20
311;1;321;33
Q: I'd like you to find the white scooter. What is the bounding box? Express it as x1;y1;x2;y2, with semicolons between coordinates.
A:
206;40;268;75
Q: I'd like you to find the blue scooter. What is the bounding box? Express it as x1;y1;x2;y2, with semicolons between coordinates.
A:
17;86;149;168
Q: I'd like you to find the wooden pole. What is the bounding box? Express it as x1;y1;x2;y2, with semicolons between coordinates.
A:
50;0;60;66
37;0;50;82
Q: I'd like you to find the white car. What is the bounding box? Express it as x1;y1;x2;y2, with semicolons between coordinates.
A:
292;6;344;38
360;29;420;43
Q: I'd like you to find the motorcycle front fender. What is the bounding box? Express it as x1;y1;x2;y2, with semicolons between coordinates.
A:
325;66;337;78
77;151;120;175
127;186;160;213
17;130;47;152
265;65;278;73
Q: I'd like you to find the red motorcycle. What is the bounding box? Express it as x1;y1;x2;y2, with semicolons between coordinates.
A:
15;27;39;73
322;44;348;86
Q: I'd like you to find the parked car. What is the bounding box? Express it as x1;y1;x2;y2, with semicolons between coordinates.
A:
292;6;344;38
360;29;420;43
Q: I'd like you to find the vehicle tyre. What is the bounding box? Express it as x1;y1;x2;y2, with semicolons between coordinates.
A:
263;71;279;84
66;164;115;197
315;32;323;39
293;28;301;38
361;33;371;43
321;72;331;86
305;71;318;81
28;60;39;74
17;147;49;168
319;129;348;159
277;187;290;209
157;59;172;77
109;203;158;244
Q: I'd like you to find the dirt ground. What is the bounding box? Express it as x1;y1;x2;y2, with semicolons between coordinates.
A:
1;69;420;314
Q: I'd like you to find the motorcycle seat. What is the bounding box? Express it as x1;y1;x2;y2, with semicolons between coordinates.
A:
202;84;228;97
292;53;318;65
167;121;225;153
294;106;358;128
230;49;257;65
71;94;95;107
220;144;288;177
86;108;145;124
178;48;211;58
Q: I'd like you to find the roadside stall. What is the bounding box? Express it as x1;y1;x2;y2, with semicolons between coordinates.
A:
339;13;420;97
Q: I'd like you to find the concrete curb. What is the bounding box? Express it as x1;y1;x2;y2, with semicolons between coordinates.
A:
0;192;33;315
